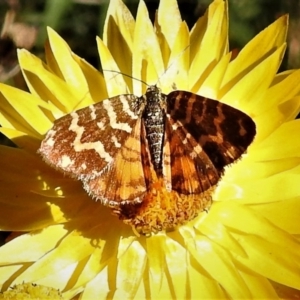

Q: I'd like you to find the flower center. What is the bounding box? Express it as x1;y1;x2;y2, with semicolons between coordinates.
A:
112;178;213;235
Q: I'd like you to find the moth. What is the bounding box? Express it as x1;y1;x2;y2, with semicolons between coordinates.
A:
39;85;256;211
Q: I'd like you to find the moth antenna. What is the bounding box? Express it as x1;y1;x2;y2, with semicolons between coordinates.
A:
72;90;91;111
154;43;191;88
103;44;190;91
102;69;150;88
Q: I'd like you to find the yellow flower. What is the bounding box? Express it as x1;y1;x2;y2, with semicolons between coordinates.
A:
0;283;63;299
1;0;300;299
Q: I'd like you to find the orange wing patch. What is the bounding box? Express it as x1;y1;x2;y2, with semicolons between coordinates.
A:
83;119;149;206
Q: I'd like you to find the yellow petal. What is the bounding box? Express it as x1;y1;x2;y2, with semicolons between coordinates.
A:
254;96;300;142
0;83;52;136
0;266;22;291
33;263;78;292
221;44;286;112
251;198;300;235
235;235;300;290
212;201;300;255
239;271;279;299
0;145;83;230
96;37;128;96
103;0;135;78
80;266;109;299
70;242;107;291
146;234;166;295
218;171;300;204
200;52;232;98
253;119;300;160
71;53;107;105
163;235;187;299
157;0;181;53
261;69;300;113
46;27;89;95
186;253;228;298
195;216;247;258
223;156;300;182
18;49;82;113
115;238;146;298
132;0;164;94
163;21;190;91
187;235;252;299
0;128;41;153
190;0;228;90
14;230;97;284
222;15;288;90
0;225;68;264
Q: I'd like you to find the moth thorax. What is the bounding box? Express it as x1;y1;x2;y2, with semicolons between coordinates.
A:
143;87;166;177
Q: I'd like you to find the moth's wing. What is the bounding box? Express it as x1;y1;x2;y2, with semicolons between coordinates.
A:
163;118;219;195
39;94;141;181
83;118;154;206
166;91;256;174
